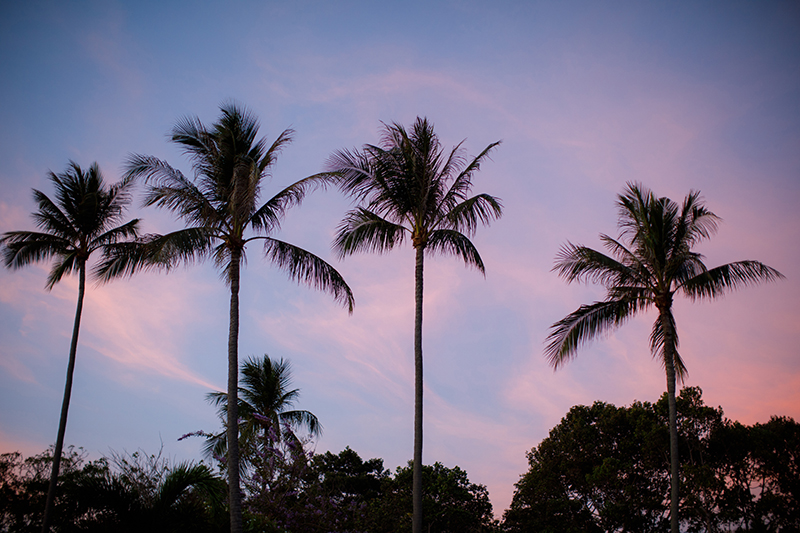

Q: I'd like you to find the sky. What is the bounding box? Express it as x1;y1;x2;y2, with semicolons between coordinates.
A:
1;0;798;517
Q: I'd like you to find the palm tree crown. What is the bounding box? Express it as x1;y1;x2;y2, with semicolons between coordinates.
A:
1;161;140;533
205;355;322;470
330;117;502;266
2;161;140;286
327;117;502;533
106;102;353;533
545;182;783;533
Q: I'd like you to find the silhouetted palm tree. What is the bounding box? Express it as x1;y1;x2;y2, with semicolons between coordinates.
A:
204;355;321;472
0;162;140;532
105;103;353;533
545;182;783;533
327;117;502;533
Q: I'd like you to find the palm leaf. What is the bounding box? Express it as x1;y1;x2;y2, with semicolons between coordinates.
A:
679;260;784;299
333;208;408;257
545;298;643;368
261;238;355;312
426;229;486;273
249;172;337;233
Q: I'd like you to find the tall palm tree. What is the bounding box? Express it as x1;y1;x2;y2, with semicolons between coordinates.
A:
545;182;783;533
327;117;503;533
204;355;321;473
0;162;140;533
102;103;353;533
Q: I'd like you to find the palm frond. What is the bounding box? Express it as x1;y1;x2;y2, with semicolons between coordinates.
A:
333;207;407;258
249;172;337;233
280;410;323;438
553;242;635;287
426;229;486;274
1;231;71;270
30;188;77;240
438;141;501;213
679;260;784;299
326;148;376;201
155;462;222;510
89;219;141;250
261;238;355;313
444;193;503;236
649;311;688;382
95;228;216;280
545;298;644;369
46;252;81;289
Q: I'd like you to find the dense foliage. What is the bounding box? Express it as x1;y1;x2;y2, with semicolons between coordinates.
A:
4;389;798;532
504;387;800;532
0;447;226;533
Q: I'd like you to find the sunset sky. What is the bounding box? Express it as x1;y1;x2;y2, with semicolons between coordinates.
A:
1;1;798;515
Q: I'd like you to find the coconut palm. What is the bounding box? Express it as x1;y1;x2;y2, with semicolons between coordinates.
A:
103;103;354;533
0;162;140;532
327;117;502;533
545;182;784;533
204;355;321;473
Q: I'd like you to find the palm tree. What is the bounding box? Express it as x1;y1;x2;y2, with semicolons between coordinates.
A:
327;117;503;533
103;103;354;533
204;355;322;474
0;162;140;532
545;182;784;533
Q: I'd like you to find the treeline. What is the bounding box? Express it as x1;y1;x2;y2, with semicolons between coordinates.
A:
505;387;800;533
0;446;492;532
2;387;797;532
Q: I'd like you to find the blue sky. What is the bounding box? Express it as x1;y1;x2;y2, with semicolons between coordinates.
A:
1;0;798;514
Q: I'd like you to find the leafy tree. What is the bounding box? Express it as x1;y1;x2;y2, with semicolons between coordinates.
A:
1;446;226;533
253;446;389;532
203;355;322;476
0;162;141;532
504;388;800;532
372;461;496;533
545;182;783;533
105;103;354;533
504;398;668;533
327;117;502;533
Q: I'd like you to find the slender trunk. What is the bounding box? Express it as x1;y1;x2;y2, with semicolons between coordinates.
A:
412;245;424;533
228;250;243;533
660;305;680;533
41;264;85;533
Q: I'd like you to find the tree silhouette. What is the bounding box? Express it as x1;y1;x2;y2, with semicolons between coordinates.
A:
545;182;783;533
327;117;502;533
105;103;353;533
1;162;140;532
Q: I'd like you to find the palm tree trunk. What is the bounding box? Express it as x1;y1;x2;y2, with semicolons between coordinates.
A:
227;249;243;533
413;245;424;533
660;306;680;533
41;263;85;533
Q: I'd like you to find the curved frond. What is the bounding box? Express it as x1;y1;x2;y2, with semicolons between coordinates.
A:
1;231;71;270
545;298;647;369
30;189;77;240
326;147;376;201
155;462;222;510
426;229;485;274
444;193;503;236
89;219;141;251
279;410;323;438
679;260;785;300
553;242;637;287
649;311;688;381
250;172;337;233
94;228;216;281
438;141;501;213
261;238;355;313
46;252;81;289
333;207;407;257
